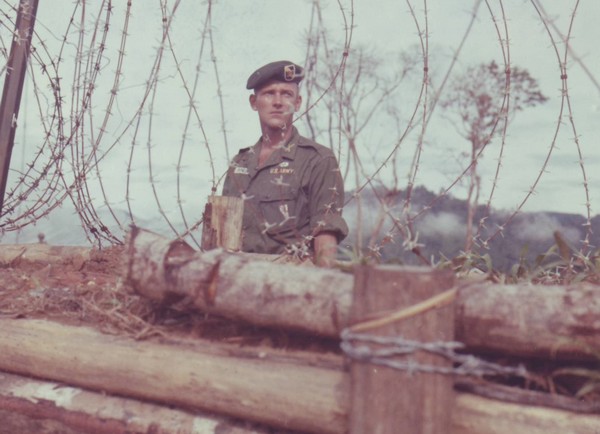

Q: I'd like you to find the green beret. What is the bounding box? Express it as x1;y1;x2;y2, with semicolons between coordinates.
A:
246;60;304;90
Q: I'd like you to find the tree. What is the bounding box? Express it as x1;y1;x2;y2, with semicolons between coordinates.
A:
440;61;548;253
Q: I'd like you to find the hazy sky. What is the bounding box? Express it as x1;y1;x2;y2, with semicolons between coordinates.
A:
3;0;600;244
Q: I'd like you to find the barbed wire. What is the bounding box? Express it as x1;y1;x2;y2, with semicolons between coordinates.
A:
0;1;596;266
341;329;528;378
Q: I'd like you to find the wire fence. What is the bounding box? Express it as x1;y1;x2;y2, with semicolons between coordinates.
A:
0;0;597;266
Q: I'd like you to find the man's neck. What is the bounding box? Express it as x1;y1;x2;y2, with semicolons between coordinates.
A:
261;125;293;150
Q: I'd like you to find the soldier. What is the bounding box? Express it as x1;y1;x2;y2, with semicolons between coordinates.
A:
222;60;348;266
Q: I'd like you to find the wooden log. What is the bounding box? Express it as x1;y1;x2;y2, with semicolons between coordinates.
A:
0;318;599;434
348;265;455;434
124;227;600;361
455;378;600;414
0;318;348;434
124;226;353;336
452;393;600;434
456;281;600;360
0;371;269;434
201;195;243;251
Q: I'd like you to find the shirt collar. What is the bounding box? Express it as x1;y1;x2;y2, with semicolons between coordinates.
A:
280;126;299;160
253;126;300;163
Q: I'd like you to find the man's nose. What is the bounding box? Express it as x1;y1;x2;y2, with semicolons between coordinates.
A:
273;94;283;105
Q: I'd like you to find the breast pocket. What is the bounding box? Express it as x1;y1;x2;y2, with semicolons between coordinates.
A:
258;187;300;237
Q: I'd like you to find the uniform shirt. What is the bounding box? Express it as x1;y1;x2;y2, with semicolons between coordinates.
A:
222;127;349;254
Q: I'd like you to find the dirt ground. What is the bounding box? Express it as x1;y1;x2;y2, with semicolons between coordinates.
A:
0;245;126;316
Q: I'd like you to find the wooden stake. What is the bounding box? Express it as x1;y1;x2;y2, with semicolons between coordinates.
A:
0;0;39;213
201;196;244;251
348;265;455;434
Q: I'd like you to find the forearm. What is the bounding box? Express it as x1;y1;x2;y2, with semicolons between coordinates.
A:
313;232;338;267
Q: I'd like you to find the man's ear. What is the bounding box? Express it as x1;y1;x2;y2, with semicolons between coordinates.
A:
294;94;302;112
249;93;257;111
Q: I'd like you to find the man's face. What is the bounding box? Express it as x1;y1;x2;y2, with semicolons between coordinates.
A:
250;81;302;131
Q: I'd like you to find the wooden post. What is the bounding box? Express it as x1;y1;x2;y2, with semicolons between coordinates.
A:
348;265;455;434
0;0;39;214
201;195;243;251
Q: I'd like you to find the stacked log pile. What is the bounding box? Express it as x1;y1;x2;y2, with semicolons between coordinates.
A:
0;227;599;433
125;226;600;361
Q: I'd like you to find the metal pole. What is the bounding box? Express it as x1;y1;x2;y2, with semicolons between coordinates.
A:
0;0;39;215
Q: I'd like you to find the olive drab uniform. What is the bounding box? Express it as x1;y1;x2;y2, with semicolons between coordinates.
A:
222;127;349;255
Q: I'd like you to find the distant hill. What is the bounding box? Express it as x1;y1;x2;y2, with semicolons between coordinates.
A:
342;185;599;271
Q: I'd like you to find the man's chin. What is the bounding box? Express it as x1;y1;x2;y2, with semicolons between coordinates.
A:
264;120;290;131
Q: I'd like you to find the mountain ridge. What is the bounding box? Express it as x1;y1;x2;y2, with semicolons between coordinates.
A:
343;185;599;271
